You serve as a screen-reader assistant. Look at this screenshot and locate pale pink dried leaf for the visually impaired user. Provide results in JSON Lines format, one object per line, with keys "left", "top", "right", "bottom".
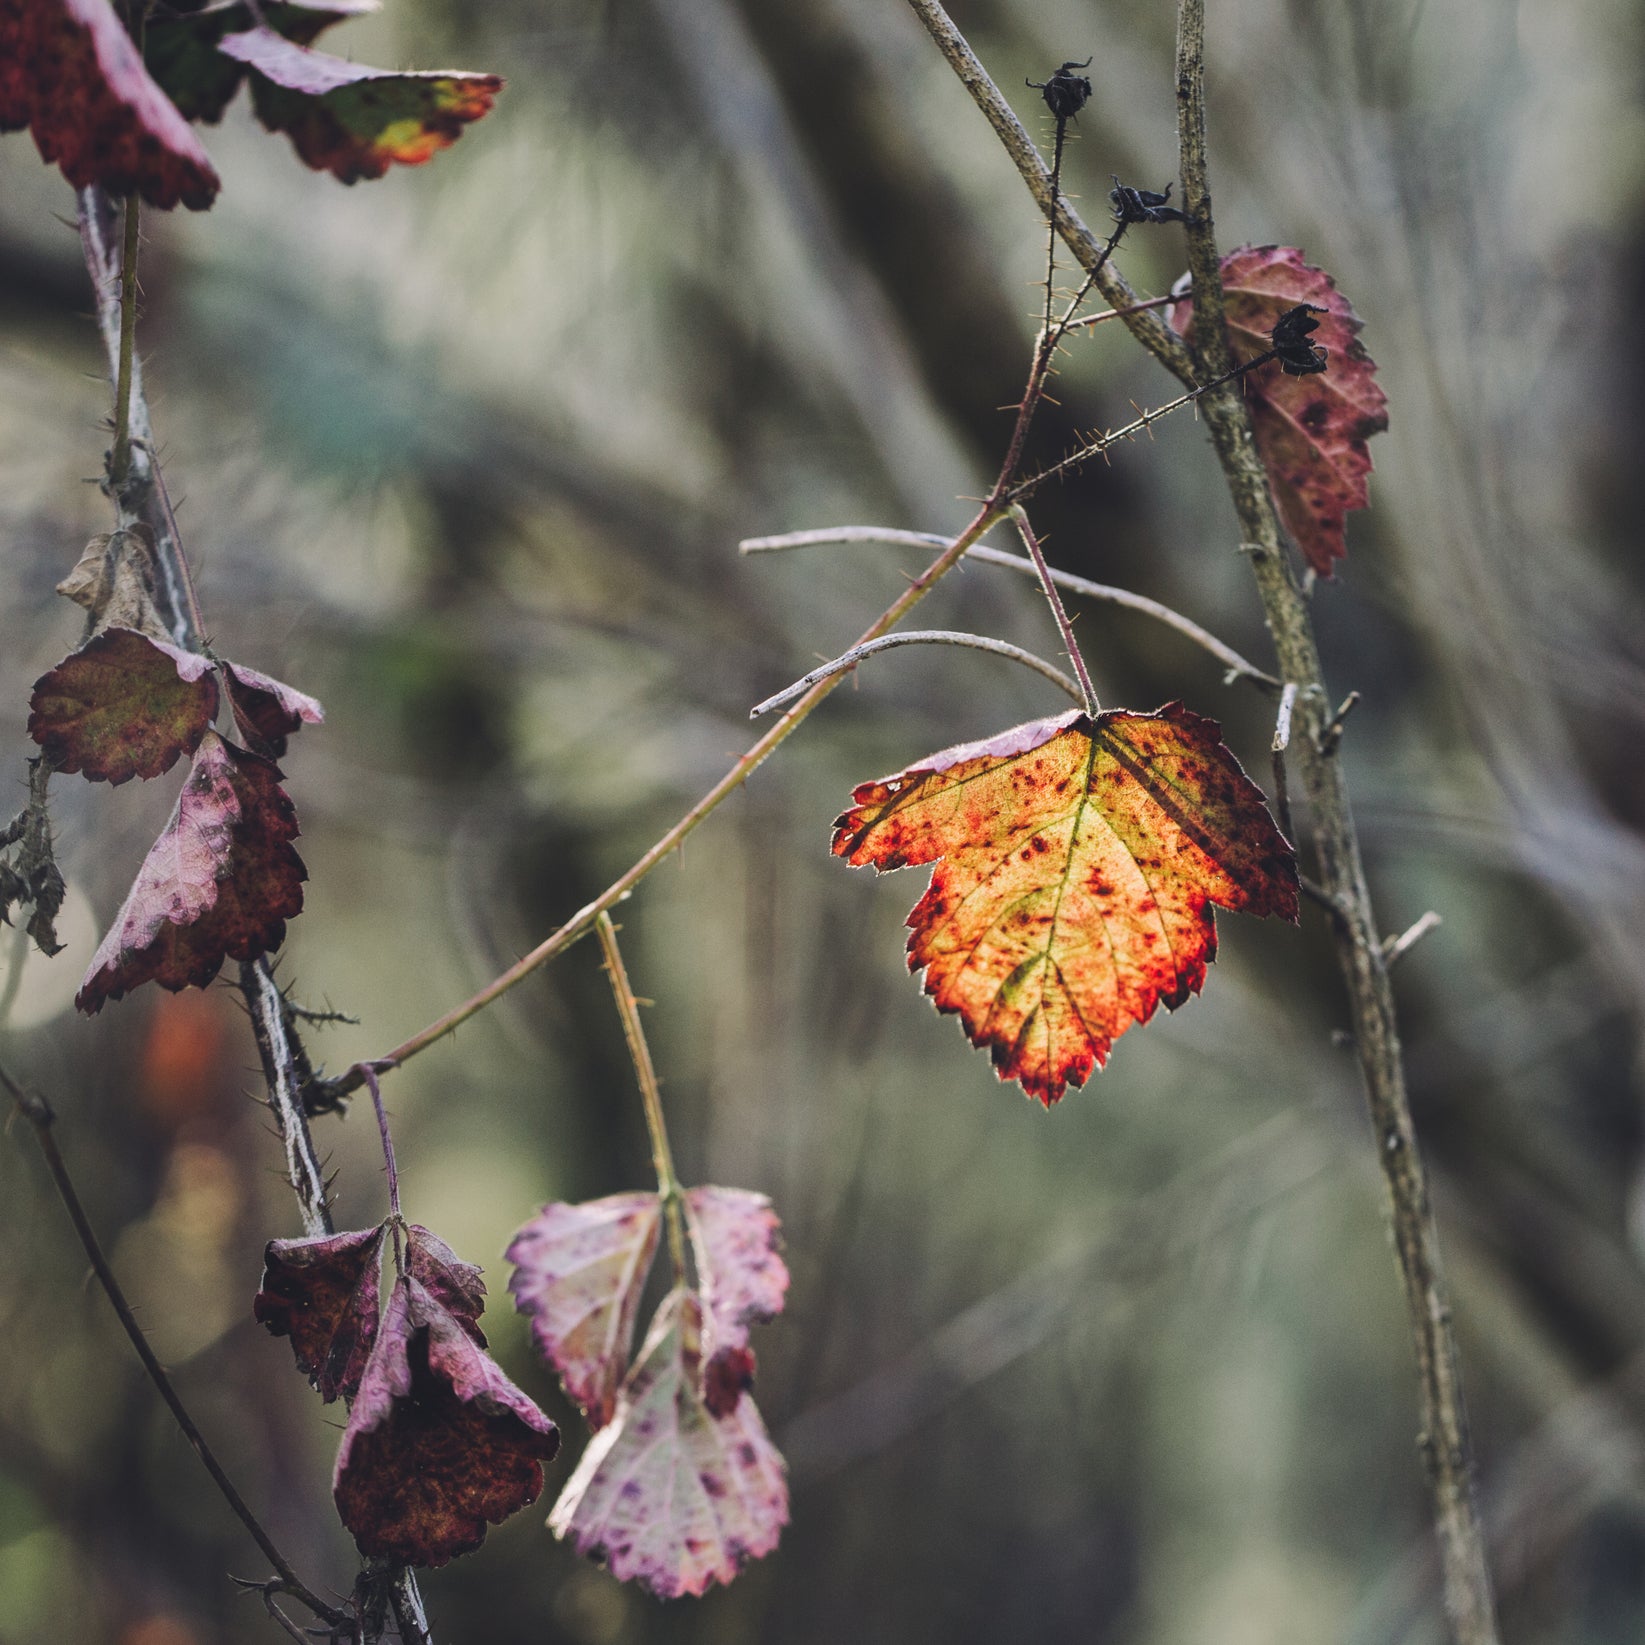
{"left": 548, "top": 1290, "right": 787, "bottom": 1599}
{"left": 683, "top": 1187, "right": 788, "bottom": 1416}
{"left": 507, "top": 1192, "right": 661, "bottom": 1429}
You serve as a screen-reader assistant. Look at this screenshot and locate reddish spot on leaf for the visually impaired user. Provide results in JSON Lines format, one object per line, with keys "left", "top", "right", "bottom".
{"left": 254, "top": 1224, "right": 386, "bottom": 1403}
{"left": 507, "top": 1193, "right": 663, "bottom": 1430}
{"left": 334, "top": 1275, "right": 559, "bottom": 1567}
{"left": 215, "top": 27, "right": 502, "bottom": 183}
{"left": 28, "top": 628, "right": 219, "bottom": 786}
{"left": 0, "top": 0, "right": 220, "bottom": 208}
{"left": 1170, "top": 245, "right": 1388, "bottom": 577}
{"left": 549, "top": 1289, "right": 787, "bottom": 1599}
{"left": 405, "top": 1223, "right": 487, "bottom": 1346}
{"left": 682, "top": 1187, "right": 789, "bottom": 1418}
{"left": 833, "top": 706, "right": 1298, "bottom": 1106}
{"left": 145, "top": 0, "right": 378, "bottom": 124}
{"left": 77, "top": 731, "right": 307, "bottom": 1013}
{"left": 221, "top": 660, "right": 322, "bottom": 757}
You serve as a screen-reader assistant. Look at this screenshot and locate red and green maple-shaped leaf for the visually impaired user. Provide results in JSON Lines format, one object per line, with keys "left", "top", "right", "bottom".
{"left": 405, "top": 1223, "right": 487, "bottom": 1345}
{"left": 1170, "top": 244, "right": 1388, "bottom": 577}
{"left": 145, "top": 0, "right": 377, "bottom": 123}
{"left": 682, "top": 1188, "right": 789, "bottom": 1418}
{"left": 507, "top": 1193, "right": 663, "bottom": 1430}
{"left": 833, "top": 705, "right": 1298, "bottom": 1106}
{"left": 28, "top": 628, "right": 219, "bottom": 785}
{"left": 220, "top": 661, "right": 323, "bottom": 757}
{"left": 215, "top": 27, "right": 502, "bottom": 183}
{"left": 334, "top": 1275, "right": 559, "bottom": 1568}
{"left": 549, "top": 1289, "right": 787, "bottom": 1600}
{"left": 254, "top": 1223, "right": 386, "bottom": 1403}
{"left": 77, "top": 730, "right": 307, "bottom": 1013}
{"left": 0, "top": 0, "right": 220, "bottom": 207}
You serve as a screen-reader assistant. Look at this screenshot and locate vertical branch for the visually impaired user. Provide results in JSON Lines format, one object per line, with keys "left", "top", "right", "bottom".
{"left": 596, "top": 913, "right": 689, "bottom": 1287}
{"left": 1171, "top": 8, "right": 1501, "bottom": 1644}
{"left": 73, "top": 184, "right": 432, "bottom": 1645}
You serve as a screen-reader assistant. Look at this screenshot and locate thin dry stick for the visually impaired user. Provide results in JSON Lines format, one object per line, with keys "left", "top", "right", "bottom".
{"left": 751, "top": 629, "right": 1082, "bottom": 719}
{"left": 1009, "top": 507, "right": 1099, "bottom": 713}
{"left": 75, "top": 184, "right": 428, "bottom": 1645}
{"left": 1063, "top": 292, "right": 1176, "bottom": 332}
{"left": 739, "top": 528, "right": 1278, "bottom": 689}
{"left": 595, "top": 914, "right": 688, "bottom": 1284}
{"left": 0, "top": 1061, "right": 350, "bottom": 1633}
{"left": 1178, "top": 8, "right": 1501, "bottom": 1641}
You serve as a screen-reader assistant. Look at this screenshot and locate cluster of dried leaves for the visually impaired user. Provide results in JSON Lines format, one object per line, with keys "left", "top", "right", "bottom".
{"left": 0, "top": 0, "right": 502, "bottom": 208}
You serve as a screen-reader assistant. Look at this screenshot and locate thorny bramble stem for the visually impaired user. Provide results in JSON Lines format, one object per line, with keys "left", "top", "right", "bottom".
{"left": 321, "top": 501, "right": 1009, "bottom": 1102}
{"left": 74, "top": 184, "right": 429, "bottom": 1645}
{"left": 1009, "top": 506, "right": 1099, "bottom": 714}
{"left": 0, "top": 1060, "right": 351, "bottom": 1634}
{"left": 109, "top": 195, "right": 139, "bottom": 490}
{"left": 596, "top": 914, "right": 688, "bottom": 1286}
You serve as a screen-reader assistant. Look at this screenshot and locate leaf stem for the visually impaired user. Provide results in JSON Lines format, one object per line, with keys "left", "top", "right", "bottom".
{"left": 751, "top": 629, "right": 1083, "bottom": 719}
{"left": 322, "top": 502, "right": 1008, "bottom": 1102}
{"left": 358, "top": 1063, "right": 402, "bottom": 1222}
{"left": 1009, "top": 506, "right": 1099, "bottom": 714}
{"left": 595, "top": 913, "right": 688, "bottom": 1286}
{"left": 0, "top": 1059, "right": 349, "bottom": 1632}
{"left": 1171, "top": 6, "right": 1500, "bottom": 1640}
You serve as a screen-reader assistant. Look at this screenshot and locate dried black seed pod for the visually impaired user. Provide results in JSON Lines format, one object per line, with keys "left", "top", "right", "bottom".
{"left": 1109, "top": 177, "right": 1189, "bottom": 226}
{"left": 1026, "top": 59, "right": 1093, "bottom": 122}
{"left": 1271, "top": 303, "right": 1329, "bottom": 375}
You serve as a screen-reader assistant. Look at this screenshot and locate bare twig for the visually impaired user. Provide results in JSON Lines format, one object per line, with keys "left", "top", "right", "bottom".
{"left": 0, "top": 1061, "right": 350, "bottom": 1634}
{"left": 750, "top": 629, "right": 1083, "bottom": 719}
{"left": 1063, "top": 292, "right": 1177, "bottom": 332}
{"left": 1169, "top": 7, "right": 1500, "bottom": 1640}
{"left": 1383, "top": 912, "right": 1443, "bottom": 970}
{"left": 1318, "top": 689, "right": 1362, "bottom": 755}
{"left": 739, "top": 530, "right": 1278, "bottom": 689}
{"left": 1009, "top": 506, "right": 1099, "bottom": 713}
{"left": 596, "top": 915, "right": 687, "bottom": 1286}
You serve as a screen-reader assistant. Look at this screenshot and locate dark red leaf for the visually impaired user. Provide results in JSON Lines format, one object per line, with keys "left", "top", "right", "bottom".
{"left": 682, "top": 1187, "right": 788, "bottom": 1417}
{"left": 77, "top": 731, "right": 307, "bottom": 1013}
{"left": 254, "top": 1224, "right": 386, "bottom": 1403}
{"left": 834, "top": 706, "right": 1298, "bottom": 1104}
{"left": 145, "top": 0, "right": 377, "bottom": 123}
{"left": 507, "top": 1193, "right": 662, "bottom": 1430}
{"left": 405, "top": 1223, "right": 486, "bottom": 1346}
{"left": 0, "top": 0, "right": 220, "bottom": 208}
{"left": 1169, "top": 245, "right": 1388, "bottom": 576}
{"left": 334, "top": 1276, "right": 559, "bottom": 1568}
{"left": 221, "top": 660, "right": 323, "bottom": 757}
{"left": 549, "top": 1289, "right": 787, "bottom": 1598}
{"left": 216, "top": 27, "right": 502, "bottom": 183}
{"left": 28, "top": 628, "right": 219, "bottom": 786}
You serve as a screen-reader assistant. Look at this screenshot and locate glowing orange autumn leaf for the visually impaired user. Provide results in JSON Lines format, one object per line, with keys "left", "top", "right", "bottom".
{"left": 833, "top": 705, "right": 1298, "bottom": 1105}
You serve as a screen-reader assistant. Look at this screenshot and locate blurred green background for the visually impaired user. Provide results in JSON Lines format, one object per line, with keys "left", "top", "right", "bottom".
{"left": 4, "top": 0, "right": 1645, "bottom": 1641}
